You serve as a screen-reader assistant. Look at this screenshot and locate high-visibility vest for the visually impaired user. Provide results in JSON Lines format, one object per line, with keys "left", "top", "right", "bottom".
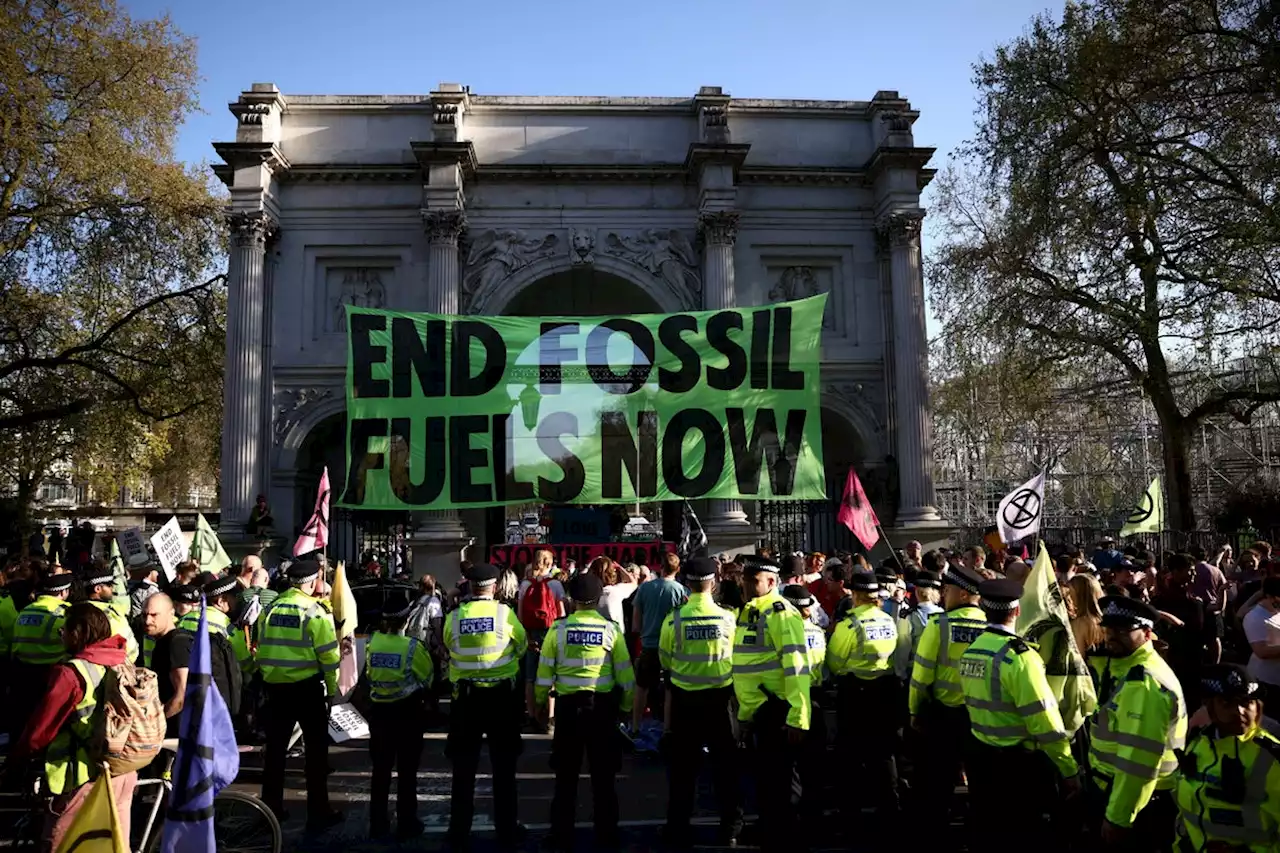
{"left": 444, "top": 598, "right": 526, "bottom": 684}
{"left": 91, "top": 599, "right": 138, "bottom": 664}
{"left": 731, "top": 590, "right": 811, "bottom": 730}
{"left": 177, "top": 608, "right": 231, "bottom": 638}
{"left": 229, "top": 627, "right": 256, "bottom": 676}
{"left": 257, "top": 588, "right": 341, "bottom": 694}
{"left": 0, "top": 593, "right": 18, "bottom": 659}
{"left": 803, "top": 622, "right": 827, "bottom": 688}
{"left": 659, "top": 592, "right": 735, "bottom": 691}
{"left": 908, "top": 604, "right": 986, "bottom": 713}
{"left": 826, "top": 602, "right": 897, "bottom": 680}
{"left": 12, "top": 596, "right": 69, "bottom": 665}
{"left": 1175, "top": 725, "right": 1280, "bottom": 850}
{"left": 364, "top": 632, "right": 433, "bottom": 702}
{"left": 141, "top": 634, "right": 156, "bottom": 668}
{"left": 1090, "top": 642, "right": 1187, "bottom": 828}
{"left": 535, "top": 611, "right": 636, "bottom": 712}
{"left": 959, "top": 627, "right": 1078, "bottom": 780}
{"left": 45, "top": 659, "right": 107, "bottom": 795}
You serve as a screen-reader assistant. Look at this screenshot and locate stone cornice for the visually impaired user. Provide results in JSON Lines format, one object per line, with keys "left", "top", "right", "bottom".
{"left": 211, "top": 142, "right": 290, "bottom": 188}
{"left": 684, "top": 143, "right": 750, "bottom": 177}
{"left": 409, "top": 140, "right": 478, "bottom": 178}
{"left": 279, "top": 94, "right": 898, "bottom": 118}
{"left": 866, "top": 146, "right": 937, "bottom": 189}
{"left": 273, "top": 161, "right": 875, "bottom": 187}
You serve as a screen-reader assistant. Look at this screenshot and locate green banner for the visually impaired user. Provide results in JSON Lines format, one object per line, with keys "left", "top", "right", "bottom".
{"left": 339, "top": 294, "right": 827, "bottom": 510}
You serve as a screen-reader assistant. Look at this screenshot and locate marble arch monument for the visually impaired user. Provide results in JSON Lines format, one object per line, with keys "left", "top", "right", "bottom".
{"left": 212, "top": 83, "right": 946, "bottom": 571}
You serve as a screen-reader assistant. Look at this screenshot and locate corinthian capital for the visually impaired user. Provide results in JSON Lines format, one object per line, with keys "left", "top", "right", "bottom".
{"left": 228, "top": 211, "right": 278, "bottom": 247}
{"left": 422, "top": 209, "right": 467, "bottom": 244}
{"left": 876, "top": 211, "right": 924, "bottom": 249}
{"left": 697, "top": 210, "right": 740, "bottom": 246}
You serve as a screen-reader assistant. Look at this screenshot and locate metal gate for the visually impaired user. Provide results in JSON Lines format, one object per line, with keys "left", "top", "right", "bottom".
{"left": 757, "top": 499, "right": 860, "bottom": 556}
{"left": 330, "top": 509, "right": 412, "bottom": 574}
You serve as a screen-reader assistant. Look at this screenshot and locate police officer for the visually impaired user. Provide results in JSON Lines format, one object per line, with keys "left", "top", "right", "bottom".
{"left": 1090, "top": 595, "right": 1187, "bottom": 850}
{"left": 908, "top": 563, "right": 986, "bottom": 837}
{"left": 444, "top": 562, "right": 527, "bottom": 851}
{"left": 364, "top": 600, "right": 433, "bottom": 841}
{"left": 536, "top": 572, "right": 636, "bottom": 851}
{"left": 781, "top": 583, "right": 828, "bottom": 828}
{"left": 733, "top": 560, "right": 810, "bottom": 853}
{"left": 1175, "top": 663, "right": 1280, "bottom": 850}
{"left": 169, "top": 575, "right": 242, "bottom": 723}
{"left": 257, "top": 559, "right": 342, "bottom": 833}
{"left": 659, "top": 557, "right": 740, "bottom": 848}
{"left": 959, "top": 579, "right": 1080, "bottom": 847}
{"left": 9, "top": 572, "right": 72, "bottom": 742}
{"left": 85, "top": 562, "right": 138, "bottom": 664}
{"left": 826, "top": 569, "right": 901, "bottom": 822}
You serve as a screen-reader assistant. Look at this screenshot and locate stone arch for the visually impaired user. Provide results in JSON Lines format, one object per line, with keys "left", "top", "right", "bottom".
{"left": 276, "top": 391, "right": 346, "bottom": 473}
{"left": 819, "top": 397, "right": 897, "bottom": 523}
{"left": 468, "top": 253, "right": 697, "bottom": 316}
{"left": 822, "top": 385, "right": 888, "bottom": 462}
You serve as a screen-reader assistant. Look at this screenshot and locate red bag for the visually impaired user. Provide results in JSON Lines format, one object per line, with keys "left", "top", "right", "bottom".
{"left": 520, "top": 578, "right": 558, "bottom": 631}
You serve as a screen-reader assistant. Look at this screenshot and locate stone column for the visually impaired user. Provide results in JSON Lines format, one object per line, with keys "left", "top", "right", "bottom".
{"left": 882, "top": 212, "right": 942, "bottom": 524}
{"left": 411, "top": 209, "right": 470, "bottom": 578}
{"left": 698, "top": 211, "right": 753, "bottom": 539}
{"left": 221, "top": 211, "right": 276, "bottom": 530}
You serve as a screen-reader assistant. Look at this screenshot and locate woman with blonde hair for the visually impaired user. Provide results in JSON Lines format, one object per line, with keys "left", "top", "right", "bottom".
{"left": 1065, "top": 573, "right": 1107, "bottom": 682}
{"left": 591, "top": 557, "right": 637, "bottom": 629}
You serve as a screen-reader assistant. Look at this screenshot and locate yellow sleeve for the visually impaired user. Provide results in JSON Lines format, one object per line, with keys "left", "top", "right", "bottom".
{"left": 659, "top": 613, "right": 675, "bottom": 672}
{"left": 507, "top": 608, "right": 528, "bottom": 659}
{"left": 613, "top": 629, "right": 635, "bottom": 712}
{"left": 826, "top": 619, "right": 854, "bottom": 677}
{"left": 1009, "top": 651, "right": 1077, "bottom": 779}
{"left": 909, "top": 618, "right": 941, "bottom": 716}
{"left": 309, "top": 610, "right": 341, "bottom": 695}
{"left": 411, "top": 641, "right": 434, "bottom": 687}
{"left": 772, "top": 610, "right": 811, "bottom": 731}
{"left": 1105, "top": 683, "right": 1173, "bottom": 827}
{"left": 534, "top": 627, "right": 557, "bottom": 706}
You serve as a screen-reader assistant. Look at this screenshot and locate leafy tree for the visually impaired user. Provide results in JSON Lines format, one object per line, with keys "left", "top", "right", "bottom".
{"left": 0, "top": 0, "right": 225, "bottom": 532}
{"left": 929, "top": 0, "right": 1280, "bottom": 531}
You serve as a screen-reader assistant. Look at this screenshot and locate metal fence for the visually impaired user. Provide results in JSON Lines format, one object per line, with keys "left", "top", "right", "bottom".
{"left": 329, "top": 509, "right": 412, "bottom": 573}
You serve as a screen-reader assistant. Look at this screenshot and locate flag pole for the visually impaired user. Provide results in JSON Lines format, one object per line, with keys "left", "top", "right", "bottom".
{"left": 875, "top": 521, "right": 908, "bottom": 574}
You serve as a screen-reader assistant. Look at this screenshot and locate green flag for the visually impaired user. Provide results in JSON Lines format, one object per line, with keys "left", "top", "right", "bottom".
{"left": 190, "top": 513, "right": 232, "bottom": 574}
{"left": 1016, "top": 543, "right": 1097, "bottom": 734}
{"left": 1120, "top": 477, "right": 1163, "bottom": 536}
{"left": 108, "top": 539, "right": 127, "bottom": 600}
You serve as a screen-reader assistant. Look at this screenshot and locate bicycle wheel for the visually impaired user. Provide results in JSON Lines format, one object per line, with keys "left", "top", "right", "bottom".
{"left": 212, "top": 790, "right": 282, "bottom": 853}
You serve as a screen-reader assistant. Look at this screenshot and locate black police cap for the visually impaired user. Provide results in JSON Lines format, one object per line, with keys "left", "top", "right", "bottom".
{"left": 467, "top": 563, "right": 501, "bottom": 586}
{"left": 942, "top": 564, "right": 984, "bottom": 595}
{"left": 288, "top": 560, "right": 321, "bottom": 584}
{"left": 682, "top": 557, "right": 718, "bottom": 581}
{"left": 170, "top": 584, "right": 201, "bottom": 604}
{"left": 914, "top": 571, "right": 942, "bottom": 589}
{"left": 848, "top": 571, "right": 879, "bottom": 592}
{"left": 979, "top": 578, "right": 1023, "bottom": 611}
{"left": 204, "top": 574, "right": 239, "bottom": 599}
{"left": 1201, "top": 664, "right": 1261, "bottom": 700}
{"left": 781, "top": 584, "right": 814, "bottom": 608}
{"left": 1098, "top": 595, "right": 1160, "bottom": 629}
{"left": 567, "top": 572, "right": 603, "bottom": 603}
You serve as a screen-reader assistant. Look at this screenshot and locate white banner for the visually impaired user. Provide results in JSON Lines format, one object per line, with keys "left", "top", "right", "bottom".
{"left": 149, "top": 517, "right": 188, "bottom": 582}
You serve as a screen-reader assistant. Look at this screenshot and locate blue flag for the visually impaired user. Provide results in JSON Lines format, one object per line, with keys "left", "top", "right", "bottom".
{"left": 161, "top": 598, "right": 240, "bottom": 853}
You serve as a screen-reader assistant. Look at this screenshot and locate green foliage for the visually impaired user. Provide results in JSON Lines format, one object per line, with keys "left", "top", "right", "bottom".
{"left": 929, "top": 0, "right": 1280, "bottom": 531}
{"left": 0, "top": 0, "right": 225, "bottom": 523}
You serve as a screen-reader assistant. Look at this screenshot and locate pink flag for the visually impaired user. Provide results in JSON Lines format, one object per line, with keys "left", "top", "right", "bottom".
{"left": 293, "top": 467, "right": 330, "bottom": 557}
{"left": 837, "top": 466, "right": 880, "bottom": 551}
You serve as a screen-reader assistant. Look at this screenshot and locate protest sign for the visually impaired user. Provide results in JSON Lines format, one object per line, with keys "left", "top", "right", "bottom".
{"left": 339, "top": 294, "right": 827, "bottom": 510}
{"left": 488, "top": 541, "right": 676, "bottom": 570}
{"left": 116, "top": 527, "right": 150, "bottom": 567}
{"left": 327, "top": 703, "right": 370, "bottom": 743}
{"left": 150, "top": 517, "right": 188, "bottom": 581}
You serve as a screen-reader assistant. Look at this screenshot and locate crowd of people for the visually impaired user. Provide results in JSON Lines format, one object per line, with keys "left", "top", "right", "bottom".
{"left": 0, "top": 530, "right": 1278, "bottom": 852}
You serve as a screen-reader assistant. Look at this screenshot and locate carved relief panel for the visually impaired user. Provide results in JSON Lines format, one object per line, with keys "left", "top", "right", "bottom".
{"left": 762, "top": 260, "right": 844, "bottom": 336}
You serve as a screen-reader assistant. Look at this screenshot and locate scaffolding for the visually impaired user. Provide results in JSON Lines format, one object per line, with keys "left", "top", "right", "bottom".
{"left": 933, "top": 358, "right": 1280, "bottom": 529}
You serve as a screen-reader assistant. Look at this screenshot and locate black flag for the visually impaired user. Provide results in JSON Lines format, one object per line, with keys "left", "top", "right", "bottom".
{"left": 680, "top": 500, "right": 708, "bottom": 559}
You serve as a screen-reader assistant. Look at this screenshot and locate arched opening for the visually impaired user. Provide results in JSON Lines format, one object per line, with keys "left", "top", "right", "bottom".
{"left": 472, "top": 268, "right": 677, "bottom": 555}
{"left": 295, "top": 413, "right": 411, "bottom": 570}
{"left": 757, "top": 407, "right": 888, "bottom": 558}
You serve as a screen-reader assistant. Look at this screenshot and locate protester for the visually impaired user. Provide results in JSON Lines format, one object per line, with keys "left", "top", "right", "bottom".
{"left": 630, "top": 551, "right": 686, "bottom": 735}
{"left": 1243, "top": 577, "right": 1280, "bottom": 701}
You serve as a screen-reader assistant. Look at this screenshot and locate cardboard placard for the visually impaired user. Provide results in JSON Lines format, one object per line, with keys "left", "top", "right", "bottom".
{"left": 149, "top": 517, "right": 188, "bottom": 582}
{"left": 328, "top": 703, "right": 370, "bottom": 743}
{"left": 117, "top": 527, "right": 150, "bottom": 567}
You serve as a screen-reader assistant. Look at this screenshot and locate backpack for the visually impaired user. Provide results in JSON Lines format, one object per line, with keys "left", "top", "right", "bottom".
{"left": 520, "top": 578, "right": 558, "bottom": 631}
{"left": 100, "top": 664, "right": 165, "bottom": 775}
